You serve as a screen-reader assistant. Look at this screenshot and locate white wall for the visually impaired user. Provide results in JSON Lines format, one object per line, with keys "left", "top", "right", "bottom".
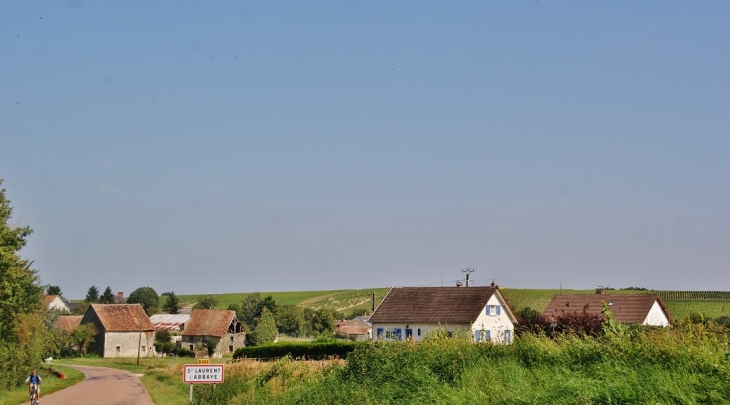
{"left": 642, "top": 300, "right": 670, "bottom": 327}
{"left": 48, "top": 297, "right": 69, "bottom": 312}
{"left": 371, "top": 322, "right": 471, "bottom": 342}
{"left": 472, "top": 293, "right": 515, "bottom": 344}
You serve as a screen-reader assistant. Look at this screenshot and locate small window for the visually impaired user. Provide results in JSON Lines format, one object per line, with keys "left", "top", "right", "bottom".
{"left": 486, "top": 330, "right": 491, "bottom": 341}
{"left": 116, "top": 346, "right": 121, "bottom": 354}
{"left": 417, "top": 328, "right": 421, "bottom": 336}
{"left": 229, "top": 345, "right": 234, "bottom": 353}
{"left": 189, "top": 344, "right": 194, "bottom": 350}
{"left": 141, "top": 346, "right": 145, "bottom": 352}
{"left": 230, "top": 336, "right": 235, "bottom": 342}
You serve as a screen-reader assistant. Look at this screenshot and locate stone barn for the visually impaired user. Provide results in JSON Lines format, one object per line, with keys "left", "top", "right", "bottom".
{"left": 81, "top": 304, "right": 156, "bottom": 357}
{"left": 181, "top": 309, "right": 245, "bottom": 358}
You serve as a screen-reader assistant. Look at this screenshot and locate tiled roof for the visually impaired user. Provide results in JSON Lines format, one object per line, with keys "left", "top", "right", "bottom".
{"left": 55, "top": 315, "right": 83, "bottom": 332}
{"left": 543, "top": 294, "right": 673, "bottom": 324}
{"left": 86, "top": 304, "right": 155, "bottom": 332}
{"left": 369, "top": 286, "right": 508, "bottom": 324}
{"left": 149, "top": 314, "right": 191, "bottom": 331}
{"left": 182, "top": 309, "right": 236, "bottom": 337}
{"left": 337, "top": 325, "right": 370, "bottom": 335}
{"left": 44, "top": 295, "right": 59, "bottom": 305}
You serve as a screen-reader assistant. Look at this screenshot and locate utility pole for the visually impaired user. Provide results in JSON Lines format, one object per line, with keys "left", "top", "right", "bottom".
{"left": 136, "top": 307, "right": 143, "bottom": 366}
{"left": 461, "top": 268, "right": 475, "bottom": 287}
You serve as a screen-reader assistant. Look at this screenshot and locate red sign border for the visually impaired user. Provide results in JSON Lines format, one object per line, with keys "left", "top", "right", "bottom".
{"left": 183, "top": 364, "right": 225, "bottom": 384}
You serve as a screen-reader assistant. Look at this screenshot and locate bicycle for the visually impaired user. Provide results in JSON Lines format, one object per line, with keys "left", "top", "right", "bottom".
{"left": 28, "top": 383, "right": 39, "bottom": 405}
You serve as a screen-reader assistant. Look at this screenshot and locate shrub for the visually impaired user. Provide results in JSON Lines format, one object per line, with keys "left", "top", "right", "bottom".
{"left": 249, "top": 307, "right": 278, "bottom": 346}
{"left": 234, "top": 341, "right": 360, "bottom": 360}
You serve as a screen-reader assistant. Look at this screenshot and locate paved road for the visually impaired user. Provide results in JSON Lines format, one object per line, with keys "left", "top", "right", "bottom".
{"left": 24, "top": 364, "right": 155, "bottom": 405}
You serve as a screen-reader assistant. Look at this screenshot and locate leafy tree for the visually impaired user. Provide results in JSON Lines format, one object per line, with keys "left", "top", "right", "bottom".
{"left": 70, "top": 324, "right": 96, "bottom": 355}
{"left": 350, "top": 307, "right": 370, "bottom": 318}
{"left": 305, "top": 308, "right": 342, "bottom": 336}
{"left": 255, "top": 295, "right": 278, "bottom": 318}
{"left": 249, "top": 307, "right": 278, "bottom": 346}
{"left": 99, "top": 286, "right": 115, "bottom": 304}
{"left": 0, "top": 181, "right": 45, "bottom": 388}
{"left": 202, "top": 337, "right": 219, "bottom": 357}
{"left": 227, "top": 303, "right": 241, "bottom": 319}
{"left": 154, "top": 329, "right": 175, "bottom": 353}
{"left": 240, "top": 292, "right": 261, "bottom": 329}
{"left": 85, "top": 285, "right": 100, "bottom": 303}
{"left": 163, "top": 291, "right": 180, "bottom": 314}
{"left": 277, "top": 305, "right": 305, "bottom": 336}
{"left": 127, "top": 287, "right": 160, "bottom": 316}
{"left": 194, "top": 296, "right": 218, "bottom": 309}
{"left": 71, "top": 301, "right": 90, "bottom": 316}
{"left": 46, "top": 285, "right": 62, "bottom": 297}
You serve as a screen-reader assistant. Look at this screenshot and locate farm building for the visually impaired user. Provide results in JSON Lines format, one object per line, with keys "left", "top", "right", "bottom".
{"left": 44, "top": 295, "right": 70, "bottom": 312}
{"left": 149, "top": 314, "right": 191, "bottom": 332}
{"left": 54, "top": 315, "right": 83, "bottom": 332}
{"left": 543, "top": 294, "right": 673, "bottom": 326}
{"left": 181, "top": 309, "right": 245, "bottom": 358}
{"left": 81, "top": 304, "right": 156, "bottom": 357}
{"left": 335, "top": 317, "right": 371, "bottom": 340}
{"left": 369, "top": 286, "right": 517, "bottom": 343}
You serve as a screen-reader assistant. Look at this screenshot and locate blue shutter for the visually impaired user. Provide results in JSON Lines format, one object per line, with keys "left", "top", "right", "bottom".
{"left": 376, "top": 328, "right": 383, "bottom": 338}
{"left": 394, "top": 328, "right": 402, "bottom": 340}
{"left": 486, "top": 305, "right": 491, "bottom": 315}
{"left": 496, "top": 305, "right": 501, "bottom": 315}
{"left": 486, "top": 330, "right": 491, "bottom": 341}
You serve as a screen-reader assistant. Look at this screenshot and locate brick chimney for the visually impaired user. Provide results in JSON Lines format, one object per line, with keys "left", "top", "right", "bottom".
{"left": 117, "top": 292, "right": 124, "bottom": 298}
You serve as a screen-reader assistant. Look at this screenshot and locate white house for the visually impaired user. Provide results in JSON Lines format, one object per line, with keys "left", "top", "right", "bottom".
{"left": 543, "top": 294, "right": 673, "bottom": 326}
{"left": 369, "top": 286, "right": 518, "bottom": 344}
{"left": 44, "top": 295, "right": 70, "bottom": 313}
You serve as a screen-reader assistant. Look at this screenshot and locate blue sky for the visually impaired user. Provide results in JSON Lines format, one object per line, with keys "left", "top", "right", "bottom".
{"left": 2, "top": 1, "right": 729, "bottom": 298}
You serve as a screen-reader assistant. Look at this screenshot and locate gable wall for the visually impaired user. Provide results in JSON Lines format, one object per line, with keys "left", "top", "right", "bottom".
{"left": 643, "top": 300, "right": 670, "bottom": 327}
{"left": 472, "top": 293, "right": 515, "bottom": 343}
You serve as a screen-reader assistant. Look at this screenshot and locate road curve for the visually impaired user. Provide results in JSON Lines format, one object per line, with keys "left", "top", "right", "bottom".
{"left": 25, "top": 364, "right": 155, "bottom": 405}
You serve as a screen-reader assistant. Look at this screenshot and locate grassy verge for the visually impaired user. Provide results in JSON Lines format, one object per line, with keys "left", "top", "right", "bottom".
{"left": 0, "top": 364, "right": 84, "bottom": 405}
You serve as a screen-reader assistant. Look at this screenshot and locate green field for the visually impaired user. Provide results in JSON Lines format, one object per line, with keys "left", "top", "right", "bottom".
{"left": 172, "top": 288, "right": 391, "bottom": 316}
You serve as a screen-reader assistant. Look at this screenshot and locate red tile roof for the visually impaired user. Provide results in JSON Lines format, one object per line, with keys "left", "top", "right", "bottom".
{"left": 44, "top": 295, "right": 59, "bottom": 305}
{"left": 543, "top": 294, "right": 673, "bottom": 324}
{"left": 182, "top": 309, "right": 236, "bottom": 337}
{"left": 55, "top": 315, "right": 83, "bottom": 332}
{"left": 369, "top": 286, "right": 514, "bottom": 324}
{"left": 86, "top": 304, "right": 155, "bottom": 332}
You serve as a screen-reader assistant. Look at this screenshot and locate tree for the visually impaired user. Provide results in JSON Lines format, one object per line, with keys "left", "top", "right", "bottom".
{"left": 162, "top": 291, "right": 180, "bottom": 314}
{"left": 277, "top": 305, "right": 305, "bottom": 336}
{"left": 194, "top": 296, "right": 218, "bottom": 310}
{"left": 255, "top": 295, "right": 278, "bottom": 319}
{"left": 85, "top": 285, "right": 99, "bottom": 303}
{"left": 70, "top": 324, "right": 96, "bottom": 355}
{"left": 127, "top": 287, "right": 160, "bottom": 316}
{"left": 240, "top": 292, "right": 261, "bottom": 329}
{"left": 154, "top": 330, "right": 175, "bottom": 354}
{"left": 0, "top": 180, "right": 45, "bottom": 388}
{"left": 46, "top": 285, "right": 62, "bottom": 297}
{"left": 249, "top": 307, "right": 278, "bottom": 346}
{"left": 99, "top": 286, "right": 115, "bottom": 304}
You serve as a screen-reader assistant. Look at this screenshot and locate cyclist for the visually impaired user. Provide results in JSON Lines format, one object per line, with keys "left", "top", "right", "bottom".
{"left": 24, "top": 369, "right": 42, "bottom": 403}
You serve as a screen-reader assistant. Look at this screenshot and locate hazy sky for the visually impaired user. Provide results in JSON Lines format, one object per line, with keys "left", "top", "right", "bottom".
{"left": 2, "top": 1, "right": 729, "bottom": 299}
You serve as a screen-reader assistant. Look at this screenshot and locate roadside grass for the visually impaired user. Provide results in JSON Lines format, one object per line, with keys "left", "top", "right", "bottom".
{"left": 0, "top": 364, "right": 84, "bottom": 405}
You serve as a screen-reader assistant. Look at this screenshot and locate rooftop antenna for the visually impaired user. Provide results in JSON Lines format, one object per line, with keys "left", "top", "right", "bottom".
{"left": 461, "top": 268, "right": 475, "bottom": 287}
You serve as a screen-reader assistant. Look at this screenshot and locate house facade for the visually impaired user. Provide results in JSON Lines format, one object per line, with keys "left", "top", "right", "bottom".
{"left": 81, "top": 304, "right": 156, "bottom": 357}
{"left": 543, "top": 294, "right": 673, "bottom": 326}
{"left": 181, "top": 309, "right": 245, "bottom": 357}
{"left": 369, "top": 286, "right": 518, "bottom": 344}
{"left": 44, "top": 295, "right": 70, "bottom": 313}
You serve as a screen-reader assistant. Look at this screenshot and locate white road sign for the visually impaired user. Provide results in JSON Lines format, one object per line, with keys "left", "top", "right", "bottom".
{"left": 183, "top": 364, "right": 224, "bottom": 384}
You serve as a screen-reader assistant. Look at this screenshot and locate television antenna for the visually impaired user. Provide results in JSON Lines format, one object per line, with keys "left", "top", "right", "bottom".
{"left": 461, "top": 268, "right": 475, "bottom": 287}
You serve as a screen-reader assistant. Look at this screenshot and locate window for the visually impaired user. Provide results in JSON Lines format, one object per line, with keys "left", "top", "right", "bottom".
{"left": 474, "top": 330, "right": 482, "bottom": 342}
{"left": 417, "top": 328, "right": 421, "bottom": 336}
{"left": 230, "top": 336, "right": 235, "bottom": 342}
{"left": 116, "top": 346, "right": 121, "bottom": 354}
{"left": 405, "top": 329, "right": 413, "bottom": 339}
{"left": 189, "top": 344, "right": 194, "bottom": 350}
{"left": 229, "top": 346, "right": 234, "bottom": 353}
{"left": 486, "top": 330, "right": 491, "bottom": 341}
{"left": 376, "top": 328, "right": 384, "bottom": 338}
{"left": 486, "top": 305, "right": 501, "bottom": 316}
{"left": 503, "top": 330, "right": 512, "bottom": 344}
{"left": 141, "top": 346, "right": 146, "bottom": 352}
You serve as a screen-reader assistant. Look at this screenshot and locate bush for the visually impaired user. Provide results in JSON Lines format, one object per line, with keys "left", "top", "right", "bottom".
{"left": 249, "top": 307, "right": 278, "bottom": 346}
{"left": 233, "top": 341, "right": 360, "bottom": 360}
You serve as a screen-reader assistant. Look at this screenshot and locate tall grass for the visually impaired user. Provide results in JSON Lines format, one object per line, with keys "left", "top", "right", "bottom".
{"left": 193, "top": 324, "right": 730, "bottom": 404}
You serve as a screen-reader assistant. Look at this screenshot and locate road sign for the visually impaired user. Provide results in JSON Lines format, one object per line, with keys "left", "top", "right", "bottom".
{"left": 198, "top": 359, "right": 209, "bottom": 365}
{"left": 183, "top": 364, "right": 224, "bottom": 384}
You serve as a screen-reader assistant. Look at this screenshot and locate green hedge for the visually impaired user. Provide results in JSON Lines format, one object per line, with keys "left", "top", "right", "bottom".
{"left": 234, "top": 341, "right": 361, "bottom": 360}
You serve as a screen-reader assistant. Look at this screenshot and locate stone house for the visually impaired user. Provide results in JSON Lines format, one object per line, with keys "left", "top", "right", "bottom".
{"left": 81, "top": 304, "right": 156, "bottom": 357}
{"left": 181, "top": 309, "right": 245, "bottom": 358}
{"left": 543, "top": 294, "right": 673, "bottom": 326}
{"left": 369, "top": 286, "right": 518, "bottom": 343}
